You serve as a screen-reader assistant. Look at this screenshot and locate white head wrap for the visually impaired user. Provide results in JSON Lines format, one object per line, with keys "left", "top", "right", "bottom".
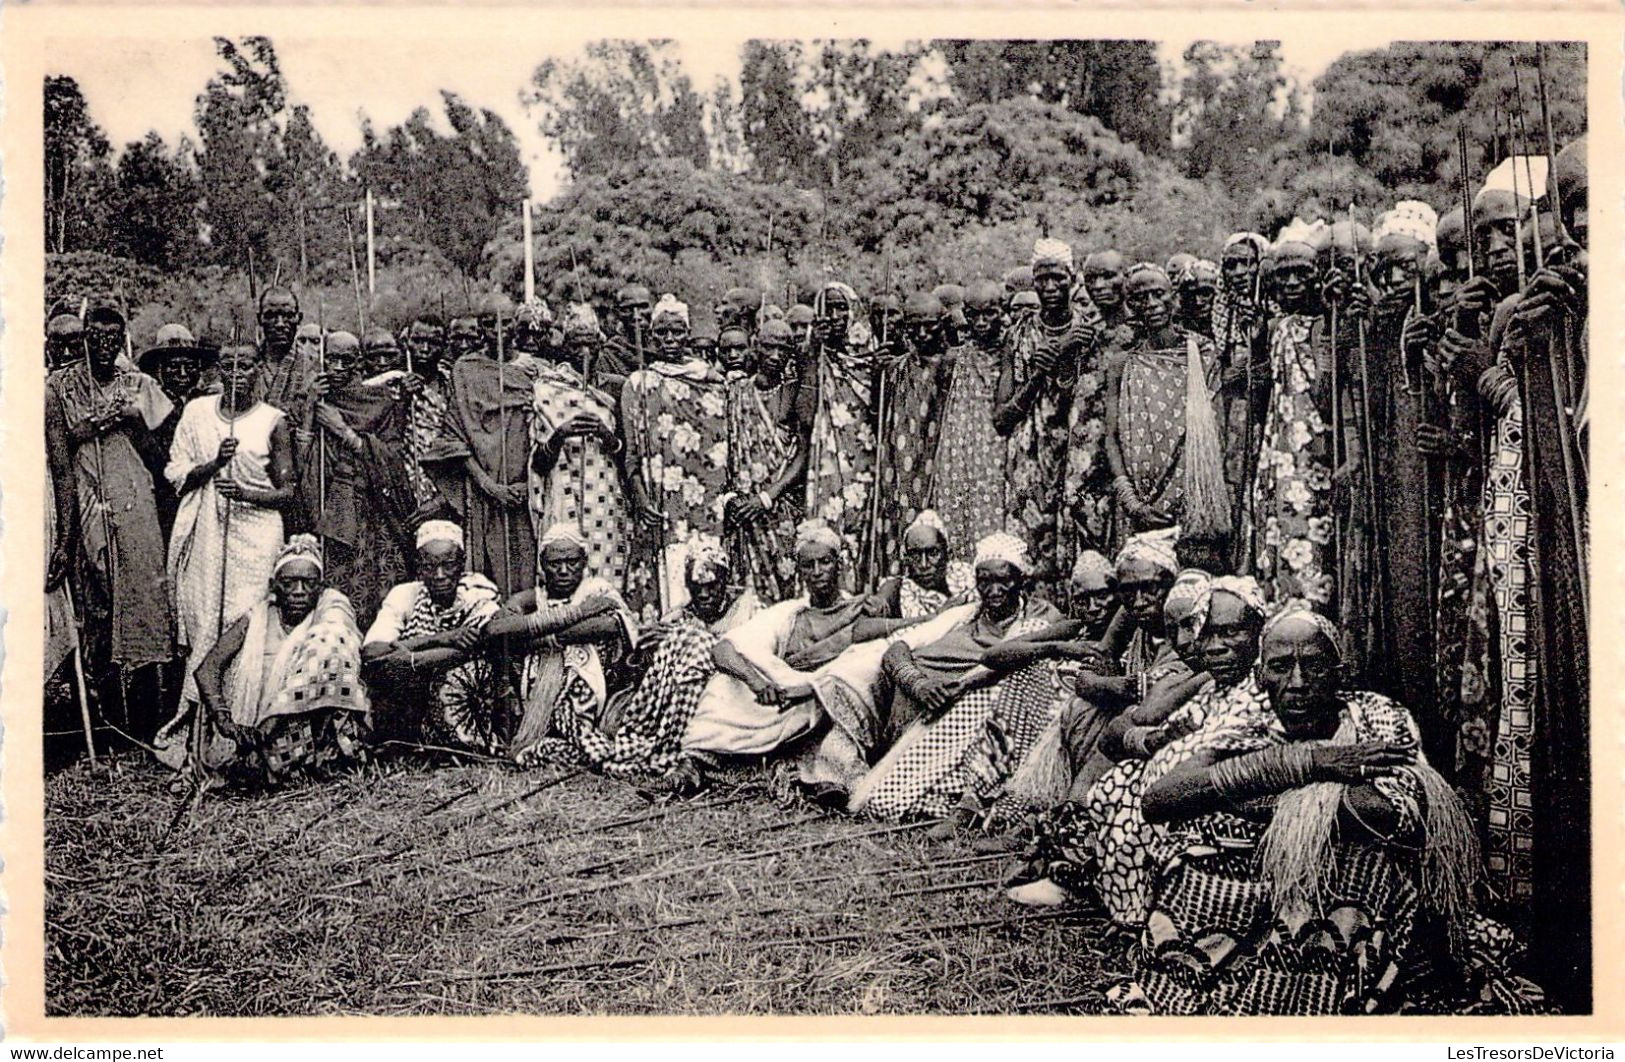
{"left": 904, "top": 509, "right": 947, "bottom": 540}
{"left": 685, "top": 533, "right": 731, "bottom": 585}
{"left": 1115, "top": 527, "right": 1180, "bottom": 577}
{"left": 1031, "top": 237, "right": 1075, "bottom": 270}
{"left": 1181, "top": 259, "right": 1220, "bottom": 285}
{"left": 539, "top": 522, "right": 589, "bottom": 552}
{"left": 1223, "top": 232, "right": 1270, "bottom": 255}
{"left": 794, "top": 519, "right": 844, "bottom": 554}
{"left": 652, "top": 293, "right": 690, "bottom": 327}
{"left": 973, "top": 532, "right": 1032, "bottom": 575}
{"left": 416, "top": 520, "right": 465, "bottom": 551}
{"left": 1070, "top": 550, "right": 1114, "bottom": 593}
{"left": 1271, "top": 217, "right": 1329, "bottom": 257}
{"left": 1176, "top": 571, "right": 1269, "bottom": 635}
{"left": 1262, "top": 606, "right": 1344, "bottom": 663}
{"left": 273, "top": 533, "right": 325, "bottom": 576}
{"left": 1373, "top": 199, "right": 1440, "bottom": 253}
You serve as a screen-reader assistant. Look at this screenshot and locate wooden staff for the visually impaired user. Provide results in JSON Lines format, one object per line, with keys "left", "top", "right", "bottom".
{"left": 1347, "top": 207, "right": 1385, "bottom": 623}
{"left": 317, "top": 296, "right": 328, "bottom": 527}
{"left": 1519, "top": 48, "right": 1589, "bottom": 621}
{"left": 344, "top": 204, "right": 367, "bottom": 332}
{"left": 496, "top": 304, "right": 512, "bottom": 597}
{"left": 569, "top": 246, "right": 590, "bottom": 517}
{"left": 631, "top": 314, "right": 667, "bottom": 605}
{"left": 522, "top": 200, "right": 535, "bottom": 305}
{"left": 62, "top": 583, "right": 98, "bottom": 767}
{"left": 365, "top": 188, "right": 377, "bottom": 298}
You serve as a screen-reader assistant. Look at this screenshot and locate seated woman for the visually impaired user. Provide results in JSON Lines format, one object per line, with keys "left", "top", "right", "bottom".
{"left": 850, "top": 510, "right": 975, "bottom": 643}
{"left": 186, "top": 534, "right": 369, "bottom": 787}
{"left": 361, "top": 521, "right": 508, "bottom": 755}
{"left": 1001, "top": 562, "right": 1212, "bottom": 820}
{"left": 681, "top": 520, "right": 870, "bottom": 763}
{"left": 570, "top": 537, "right": 761, "bottom": 785}
{"left": 847, "top": 533, "right": 1064, "bottom": 823}
{"left": 1122, "top": 608, "right": 1540, "bottom": 1015}
{"left": 987, "top": 533, "right": 1184, "bottom": 807}
{"left": 484, "top": 522, "right": 637, "bottom": 768}
{"left": 1009, "top": 573, "right": 1267, "bottom": 917}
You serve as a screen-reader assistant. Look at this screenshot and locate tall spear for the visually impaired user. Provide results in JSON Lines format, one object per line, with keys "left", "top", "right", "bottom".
{"left": 344, "top": 203, "right": 367, "bottom": 332}
{"left": 1510, "top": 54, "right": 1545, "bottom": 271}
{"left": 569, "top": 245, "right": 590, "bottom": 516}
{"left": 632, "top": 313, "right": 666, "bottom": 604}
{"left": 365, "top": 187, "right": 377, "bottom": 300}
{"left": 522, "top": 201, "right": 536, "bottom": 305}
{"left": 1347, "top": 205, "right": 1385, "bottom": 625}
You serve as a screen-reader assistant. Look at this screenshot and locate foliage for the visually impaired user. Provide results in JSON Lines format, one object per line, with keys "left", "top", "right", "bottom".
{"left": 352, "top": 92, "right": 529, "bottom": 279}
{"left": 1174, "top": 41, "right": 1304, "bottom": 196}
{"left": 935, "top": 40, "right": 1171, "bottom": 156}
{"left": 44, "top": 75, "right": 115, "bottom": 254}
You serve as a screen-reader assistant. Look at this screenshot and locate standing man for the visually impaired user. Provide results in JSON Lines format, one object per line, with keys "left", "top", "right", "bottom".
{"left": 599, "top": 283, "right": 653, "bottom": 389}
{"left": 873, "top": 292, "right": 953, "bottom": 578}
{"left": 931, "top": 280, "right": 1009, "bottom": 561}
{"left": 47, "top": 313, "right": 85, "bottom": 373}
{"left": 996, "top": 238, "right": 1099, "bottom": 601}
{"left": 138, "top": 330, "right": 218, "bottom": 543}
{"left": 45, "top": 304, "right": 176, "bottom": 738}
{"left": 424, "top": 312, "right": 538, "bottom": 598}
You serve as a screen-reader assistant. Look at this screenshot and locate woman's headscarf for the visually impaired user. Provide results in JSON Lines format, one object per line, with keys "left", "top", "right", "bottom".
{"left": 685, "top": 533, "right": 731, "bottom": 586}
{"left": 1115, "top": 527, "right": 1180, "bottom": 577}
{"left": 652, "top": 294, "right": 690, "bottom": 328}
{"left": 973, "top": 531, "right": 1032, "bottom": 574}
{"left": 416, "top": 520, "right": 465, "bottom": 551}
{"left": 273, "top": 533, "right": 325, "bottom": 576}
{"left": 1176, "top": 570, "right": 1268, "bottom": 634}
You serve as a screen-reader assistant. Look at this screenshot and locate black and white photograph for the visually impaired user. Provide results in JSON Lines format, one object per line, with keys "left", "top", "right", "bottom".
{"left": 17, "top": 11, "right": 1598, "bottom": 1026}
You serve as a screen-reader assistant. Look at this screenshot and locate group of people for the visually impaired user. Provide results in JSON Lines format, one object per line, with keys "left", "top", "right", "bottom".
{"left": 43, "top": 131, "right": 1588, "bottom": 1015}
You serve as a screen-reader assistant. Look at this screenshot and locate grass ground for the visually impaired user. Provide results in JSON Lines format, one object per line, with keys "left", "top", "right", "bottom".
{"left": 45, "top": 752, "right": 1121, "bottom": 1016}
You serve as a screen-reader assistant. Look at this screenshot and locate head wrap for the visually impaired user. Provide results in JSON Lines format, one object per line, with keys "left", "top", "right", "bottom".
{"left": 1173, "top": 571, "right": 1269, "bottom": 635}
{"left": 1031, "top": 237, "right": 1075, "bottom": 270}
{"left": 1271, "top": 217, "right": 1330, "bottom": 259}
{"left": 1124, "top": 262, "right": 1171, "bottom": 288}
{"left": 1223, "top": 232, "right": 1270, "bottom": 256}
{"left": 1070, "top": 550, "right": 1114, "bottom": 593}
{"left": 273, "top": 533, "right": 325, "bottom": 576}
{"left": 515, "top": 298, "right": 553, "bottom": 328}
{"left": 819, "top": 281, "right": 860, "bottom": 313}
{"left": 1180, "top": 259, "right": 1220, "bottom": 285}
{"left": 1115, "top": 527, "right": 1180, "bottom": 577}
{"left": 416, "top": 520, "right": 465, "bottom": 551}
{"left": 794, "top": 518, "right": 843, "bottom": 554}
{"left": 973, "top": 532, "right": 1032, "bottom": 575}
{"left": 539, "top": 522, "right": 589, "bottom": 553}
{"left": 684, "top": 533, "right": 731, "bottom": 586}
{"left": 905, "top": 509, "right": 947, "bottom": 541}
{"left": 562, "top": 302, "right": 602, "bottom": 340}
{"left": 651, "top": 294, "right": 689, "bottom": 327}
{"left": 1262, "top": 605, "right": 1344, "bottom": 662}
{"left": 1163, "top": 570, "right": 1210, "bottom": 627}
{"left": 1373, "top": 199, "right": 1439, "bottom": 254}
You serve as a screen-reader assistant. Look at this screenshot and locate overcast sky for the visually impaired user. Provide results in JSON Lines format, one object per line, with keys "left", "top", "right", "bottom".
{"left": 51, "top": 35, "right": 1401, "bottom": 202}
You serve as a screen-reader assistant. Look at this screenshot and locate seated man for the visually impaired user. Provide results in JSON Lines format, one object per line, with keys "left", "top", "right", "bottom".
{"left": 565, "top": 536, "right": 760, "bottom": 784}
{"left": 361, "top": 520, "right": 508, "bottom": 755}
{"left": 681, "top": 520, "right": 868, "bottom": 763}
{"left": 484, "top": 522, "right": 636, "bottom": 768}
{"left": 186, "top": 534, "right": 369, "bottom": 787}
{"left": 1008, "top": 572, "right": 1266, "bottom": 916}
{"left": 847, "top": 533, "right": 1063, "bottom": 823}
{"left": 1121, "top": 608, "right": 1540, "bottom": 1015}
{"left": 850, "top": 509, "right": 975, "bottom": 643}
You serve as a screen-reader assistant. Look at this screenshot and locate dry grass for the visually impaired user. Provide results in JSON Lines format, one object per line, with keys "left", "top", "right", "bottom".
{"left": 45, "top": 753, "right": 1119, "bottom": 1017}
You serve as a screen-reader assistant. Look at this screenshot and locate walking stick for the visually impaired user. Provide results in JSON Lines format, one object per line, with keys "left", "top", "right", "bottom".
{"left": 632, "top": 315, "right": 667, "bottom": 607}
{"left": 1348, "top": 208, "right": 1386, "bottom": 628}
{"left": 496, "top": 304, "right": 513, "bottom": 597}
{"left": 1516, "top": 49, "right": 1588, "bottom": 622}
{"left": 60, "top": 534, "right": 98, "bottom": 766}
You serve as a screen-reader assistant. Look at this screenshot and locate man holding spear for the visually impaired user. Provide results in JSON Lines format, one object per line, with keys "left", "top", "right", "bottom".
{"left": 45, "top": 304, "right": 176, "bottom": 740}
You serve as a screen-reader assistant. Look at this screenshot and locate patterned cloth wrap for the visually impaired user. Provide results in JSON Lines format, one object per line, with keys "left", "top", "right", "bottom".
{"left": 396, "top": 573, "right": 506, "bottom": 753}
{"left": 1110, "top": 690, "right": 1544, "bottom": 1016}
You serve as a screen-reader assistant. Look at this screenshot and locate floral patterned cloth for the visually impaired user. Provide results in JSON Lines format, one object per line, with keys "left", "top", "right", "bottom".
{"left": 405, "top": 366, "right": 452, "bottom": 510}
{"left": 873, "top": 350, "right": 951, "bottom": 579}
{"left": 805, "top": 343, "right": 877, "bottom": 589}
{"left": 620, "top": 360, "right": 731, "bottom": 620}
{"left": 724, "top": 376, "right": 802, "bottom": 604}
{"left": 1252, "top": 314, "right": 1335, "bottom": 608}
{"left": 1115, "top": 333, "right": 1219, "bottom": 536}
{"left": 932, "top": 342, "right": 1008, "bottom": 563}
{"left": 1003, "top": 308, "right": 1100, "bottom": 599}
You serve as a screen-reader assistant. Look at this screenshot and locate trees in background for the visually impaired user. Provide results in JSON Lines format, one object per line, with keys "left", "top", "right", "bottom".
{"left": 48, "top": 37, "right": 1589, "bottom": 333}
